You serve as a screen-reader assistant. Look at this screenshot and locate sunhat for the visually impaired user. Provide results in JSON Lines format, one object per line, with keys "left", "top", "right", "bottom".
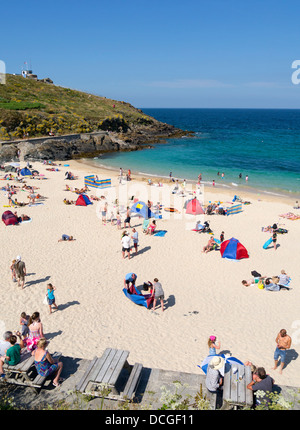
{"left": 209, "top": 335, "right": 216, "bottom": 341}
{"left": 16, "top": 255, "right": 21, "bottom": 262}
{"left": 209, "top": 356, "right": 224, "bottom": 370}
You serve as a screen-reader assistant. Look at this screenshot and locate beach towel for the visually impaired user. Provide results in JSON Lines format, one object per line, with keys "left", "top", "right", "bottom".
{"left": 28, "top": 203, "right": 44, "bottom": 207}
{"left": 154, "top": 230, "right": 167, "bottom": 237}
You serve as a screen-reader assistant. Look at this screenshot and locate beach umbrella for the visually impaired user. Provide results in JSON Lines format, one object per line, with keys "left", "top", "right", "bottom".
{"left": 198, "top": 354, "right": 244, "bottom": 376}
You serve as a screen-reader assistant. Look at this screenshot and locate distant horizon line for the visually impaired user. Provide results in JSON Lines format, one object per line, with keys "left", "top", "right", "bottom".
{"left": 139, "top": 107, "right": 300, "bottom": 110}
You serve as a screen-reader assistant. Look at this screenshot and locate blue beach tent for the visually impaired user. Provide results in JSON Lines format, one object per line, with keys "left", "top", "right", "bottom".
{"left": 20, "top": 167, "right": 32, "bottom": 176}
{"left": 75, "top": 194, "right": 92, "bottom": 206}
{"left": 122, "top": 285, "right": 154, "bottom": 309}
{"left": 130, "top": 201, "right": 155, "bottom": 219}
{"left": 220, "top": 237, "right": 249, "bottom": 260}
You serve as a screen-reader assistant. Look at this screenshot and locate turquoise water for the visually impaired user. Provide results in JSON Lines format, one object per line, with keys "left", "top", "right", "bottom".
{"left": 91, "top": 109, "right": 300, "bottom": 197}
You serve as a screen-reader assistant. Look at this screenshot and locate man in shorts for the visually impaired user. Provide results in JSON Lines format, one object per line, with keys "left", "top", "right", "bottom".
{"left": 152, "top": 278, "right": 165, "bottom": 312}
{"left": 14, "top": 256, "right": 26, "bottom": 289}
{"left": 124, "top": 273, "right": 137, "bottom": 293}
{"left": 273, "top": 329, "right": 291, "bottom": 374}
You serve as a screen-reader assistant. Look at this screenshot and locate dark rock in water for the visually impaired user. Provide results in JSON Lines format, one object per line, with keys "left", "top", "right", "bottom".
{"left": 0, "top": 124, "right": 191, "bottom": 162}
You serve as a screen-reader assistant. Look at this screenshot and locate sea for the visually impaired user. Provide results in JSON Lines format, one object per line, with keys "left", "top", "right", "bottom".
{"left": 88, "top": 108, "right": 300, "bottom": 198}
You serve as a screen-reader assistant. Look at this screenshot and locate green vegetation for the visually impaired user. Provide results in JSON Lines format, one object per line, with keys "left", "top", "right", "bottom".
{"left": 0, "top": 74, "right": 155, "bottom": 140}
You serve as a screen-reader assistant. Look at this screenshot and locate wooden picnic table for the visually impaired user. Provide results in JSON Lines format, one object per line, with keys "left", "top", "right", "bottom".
{"left": 3, "top": 349, "right": 62, "bottom": 392}
{"left": 222, "top": 362, "right": 253, "bottom": 409}
{"left": 76, "top": 348, "right": 142, "bottom": 401}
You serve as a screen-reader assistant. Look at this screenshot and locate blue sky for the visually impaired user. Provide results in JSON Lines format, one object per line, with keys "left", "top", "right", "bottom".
{"left": 2, "top": 0, "right": 300, "bottom": 108}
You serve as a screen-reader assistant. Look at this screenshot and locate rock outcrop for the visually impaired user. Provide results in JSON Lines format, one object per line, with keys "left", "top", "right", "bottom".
{"left": 0, "top": 123, "right": 190, "bottom": 162}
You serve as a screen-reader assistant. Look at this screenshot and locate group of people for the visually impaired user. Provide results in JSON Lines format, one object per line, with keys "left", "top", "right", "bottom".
{"left": 242, "top": 269, "right": 291, "bottom": 291}
{"left": 0, "top": 311, "right": 63, "bottom": 387}
{"left": 124, "top": 273, "right": 165, "bottom": 312}
{"left": 205, "top": 329, "right": 292, "bottom": 407}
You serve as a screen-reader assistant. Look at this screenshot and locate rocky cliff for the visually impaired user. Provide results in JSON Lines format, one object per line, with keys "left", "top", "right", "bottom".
{"left": 0, "top": 121, "right": 189, "bottom": 162}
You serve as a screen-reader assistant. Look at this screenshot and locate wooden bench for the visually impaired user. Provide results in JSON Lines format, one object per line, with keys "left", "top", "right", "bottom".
{"left": 3, "top": 350, "right": 62, "bottom": 393}
{"left": 121, "top": 362, "right": 143, "bottom": 401}
{"left": 76, "top": 348, "right": 142, "bottom": 401}
{"left": 222, "top": 363, "right": 253, "bottom": 409}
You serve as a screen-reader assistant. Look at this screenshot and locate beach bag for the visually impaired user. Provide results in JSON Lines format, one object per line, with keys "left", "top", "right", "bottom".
{"left": 143, "top": 281, "right": 153, "bottom": 292}
{"left": 43, "top": 294, "right": 49, "bottom": 305}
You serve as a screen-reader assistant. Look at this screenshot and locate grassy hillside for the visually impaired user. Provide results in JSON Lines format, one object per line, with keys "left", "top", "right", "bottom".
{"left": 0, "top": 74, "right": 156, "bottom": 140}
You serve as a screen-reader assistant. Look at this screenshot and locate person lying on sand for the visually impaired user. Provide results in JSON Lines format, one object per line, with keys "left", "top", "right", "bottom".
{"left": 63, "top": 198, "right": 75, "bottom": 205}
{"left": 13, "top": 199, "right": 28, "bottom": 207}
{"left": 58, "top": 234, "right": 75, "bottom": 242}
{"left": 13, "top": 212, "right": 31, "bottom": 222}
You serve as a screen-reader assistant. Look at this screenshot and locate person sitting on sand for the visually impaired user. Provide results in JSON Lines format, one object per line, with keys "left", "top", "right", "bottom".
{"left": 264, "top": 277, "right": 290, "bottom": 291}
{"left": 58, "top": 234, "right": 75, "bottom": 242}
{"left": 278, "top": 269, "right": 290, "bottom": 288}
{"left": 202, "top": 236, "right": 215, "bottom": 253}
{"left": 146, "top": 219, "right": 156, "bottom": 235}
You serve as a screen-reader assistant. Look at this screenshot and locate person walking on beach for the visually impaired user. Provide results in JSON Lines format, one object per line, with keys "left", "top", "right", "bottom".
{"left": 220, "top": 231, "right": 224, "bottom": 243}
{"left": 116, "top": 211, "right": 122, "bottom": 230}
{"left": 131, "top": 228, "right": 139, "bottom": 254}
{"left": 208, "top": 335, "right": 221, "bottom": 355}
{"left": 272, "top": 224, "right": 278, "bottom": 251}
{"left": 152, "top": 278, "right": 165, "bottom": 312}
{"left": 100, "top": 197, "right": 107, "bottom": 225}
{"left": 10, "top": 259, "right": 17, "bottom": 282}
{"left": 272, "top": 329, "right": 291, "bottom": 374}
{"left": 14, "top": 256, "right": 26, "bottom": 289}
{"left": 124, "top": 207, "right": 131, "bottom": 229}
{"left": 47, "top": 283, "right": 58, "bottom": 315}
{"left": 20, "top": 312, "right": 29, "bottom": 338}
{"left": 121, "top": 231, "right": 131, "bottom": 259}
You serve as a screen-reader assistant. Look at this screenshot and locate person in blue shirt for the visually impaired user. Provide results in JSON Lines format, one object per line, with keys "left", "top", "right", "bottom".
{"left": 47, "top": 283, "right": 58, "bottom": 314}
{"left": 124, "top": 273, "right": 137, "bottom": 293}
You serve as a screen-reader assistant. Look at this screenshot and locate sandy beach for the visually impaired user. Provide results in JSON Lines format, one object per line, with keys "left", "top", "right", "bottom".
{"left": 0, "top": 158, "right": 299, "bottom": 391}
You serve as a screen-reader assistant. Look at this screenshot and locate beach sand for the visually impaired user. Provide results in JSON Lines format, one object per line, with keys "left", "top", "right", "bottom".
{"left": 0, "top": 159, "right": 299, "bottom": 390}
